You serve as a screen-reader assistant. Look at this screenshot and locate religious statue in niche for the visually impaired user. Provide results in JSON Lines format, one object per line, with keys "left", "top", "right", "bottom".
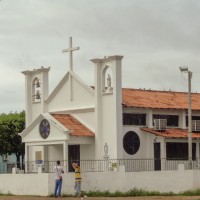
{"left": 107, "top": 74, "right": 111, "bottom": 88}
{"left": 106, "top": 74, "right": 113, "bottom": 93}
{"left": 103, "top": 143, "right": 109, "bottom": 171}
{"left": 104, "top": 142, "right": 109, "bottom": 157}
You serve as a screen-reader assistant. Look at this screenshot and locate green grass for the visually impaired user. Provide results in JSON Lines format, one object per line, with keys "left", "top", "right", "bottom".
{"left": 81, "top": 188, "right": 200, "bottom": 197}
{"left": 81, "top": 188, "right": 174, "bottom": 197}
{"left": 2, "top": 188, "right": 200, "bottom": 198}
{"left": 0, "top": 192, "right": 14, "bottom": 196}
{"left": 179, "top": 188, "right": 200, "bottom": 196}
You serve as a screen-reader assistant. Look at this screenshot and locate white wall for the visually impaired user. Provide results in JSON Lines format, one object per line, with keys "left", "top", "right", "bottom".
{"left": 1, "top": 169, "right": 200, "bottom": 196}
{"left": 101, "top": 94, "right": 118, "bottom": 159}
{"left": 80, "top": 144, "right": 95, "bottom": 159}
{"left": 82, "top": 170, "right": 194, "bottom": 194}
{"left": 47, "top": 77, "right": 94, "bottom": 111}
{"left": 48, "top": 145, "right": 63, "bottom": 161}
{"left": 0, "top": 174, "right": 49, "bottom": 196}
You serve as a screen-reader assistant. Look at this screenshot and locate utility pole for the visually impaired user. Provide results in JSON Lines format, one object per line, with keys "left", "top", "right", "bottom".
{"left": 179, "top": 67, "right": 192, "bottom": 169}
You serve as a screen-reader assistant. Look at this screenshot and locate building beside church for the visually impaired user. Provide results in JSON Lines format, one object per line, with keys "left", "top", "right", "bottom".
{"left": 19, "top": 38, "right": 200, "bottom": 173}
{"left": 0, "top": 154, "right": 16, "bottom": 173}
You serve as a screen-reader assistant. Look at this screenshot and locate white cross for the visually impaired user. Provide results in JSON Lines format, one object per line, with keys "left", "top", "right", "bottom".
{"left": 62, "top": 37, "right": 80, "bottom": 71}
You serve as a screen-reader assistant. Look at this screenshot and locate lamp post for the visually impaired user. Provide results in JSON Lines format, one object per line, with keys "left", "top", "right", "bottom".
{"left": 179, "top": 67, "right": 192, "bottom": 169}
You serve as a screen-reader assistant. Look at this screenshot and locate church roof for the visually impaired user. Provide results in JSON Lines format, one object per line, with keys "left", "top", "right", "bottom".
{"left": 141, "top": 127, "right": 200, "bottom": 139}
{"left": 122, "top": 88, "right": 200, "bottom": 110}
{"left": 51, "top": 114, "right": 95, "bottom": 137}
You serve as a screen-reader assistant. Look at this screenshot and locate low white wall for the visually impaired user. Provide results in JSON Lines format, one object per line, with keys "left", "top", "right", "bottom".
{"left": 82, "top": 171, "right": 193, "bottom": 194}
{"left": 0, "top": 174, "right": 49, "bottom": 196}
{"left": 0, "top": 169, "right": 200, "bottom": 196}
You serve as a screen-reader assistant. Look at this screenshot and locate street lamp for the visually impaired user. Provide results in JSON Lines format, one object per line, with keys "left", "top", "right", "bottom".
{"left": 179, "top": 66, "right": 192, "bottom": 169}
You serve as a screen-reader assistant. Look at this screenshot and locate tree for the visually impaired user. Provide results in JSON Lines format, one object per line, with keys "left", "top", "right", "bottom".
{"left": 0, "top": 111, "right": 25, "bottom": 168}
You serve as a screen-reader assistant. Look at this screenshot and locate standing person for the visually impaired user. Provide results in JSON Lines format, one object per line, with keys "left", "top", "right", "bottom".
{"left": 72, "top": 161, "right": 82, "bottom": 197}
{"left": 54, "top": 160, "right": 64, "bottom": 198}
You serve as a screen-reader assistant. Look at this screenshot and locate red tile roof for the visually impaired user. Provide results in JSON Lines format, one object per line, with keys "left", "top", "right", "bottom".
{"left": 141, "top": 127, "right": 200, "bottom": 139}
{"left": 51, "top": 114, "right": 95, "bottom": 137}
{"left": 122, "top": 88, "right": 200, "bottom": 110}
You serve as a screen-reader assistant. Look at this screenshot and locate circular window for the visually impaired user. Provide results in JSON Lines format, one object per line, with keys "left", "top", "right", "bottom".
{"left": 39, "top": 119, "right": 50, "bottom": 139}
{"left": 123, "top": 131, "right": 140, "bottom": 155}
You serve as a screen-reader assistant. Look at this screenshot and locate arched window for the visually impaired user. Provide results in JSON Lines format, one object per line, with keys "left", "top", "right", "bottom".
{"left": 102, "top": 65, "right": 113, "bottom": 93}
{"left": 32, "top": 77, "right": 41, "bottom": 102}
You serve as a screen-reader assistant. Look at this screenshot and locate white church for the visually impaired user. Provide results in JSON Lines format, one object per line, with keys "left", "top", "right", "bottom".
{"left": 19, "top": 37, "right": 200, "bottom": 173}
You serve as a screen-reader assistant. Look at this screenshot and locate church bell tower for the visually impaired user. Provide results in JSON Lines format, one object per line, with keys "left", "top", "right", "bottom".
{"left": 91, "top": 55, "right": 123, "bottom": 159}
{"left": 22, "top": 67, "right": 50, "bottom": 126}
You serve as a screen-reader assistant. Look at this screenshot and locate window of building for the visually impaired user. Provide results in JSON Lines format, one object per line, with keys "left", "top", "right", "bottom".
{"left": 186, "top": 116, "right": 200, "bottom": 127}
{"left": 123, "top": 131, "right": 140, "bottom": 155}
{"left": 153, "top": 115, "right": 179, "bottom": 127}
{"left": 123, "top": 113, "right": 146, "bottom": 125}
{"left": 166, "top": 142, "right": 196, "bottom": 160}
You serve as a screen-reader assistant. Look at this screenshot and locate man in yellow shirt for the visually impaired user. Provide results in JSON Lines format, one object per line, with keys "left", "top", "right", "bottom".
{"left": 72, "top": 161, "right": 82, "bottom": 197}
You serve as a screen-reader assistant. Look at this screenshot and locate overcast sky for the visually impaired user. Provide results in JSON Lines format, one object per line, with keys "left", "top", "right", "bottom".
{"left": 1, "top": 0, "right": 200, "bottom": 113}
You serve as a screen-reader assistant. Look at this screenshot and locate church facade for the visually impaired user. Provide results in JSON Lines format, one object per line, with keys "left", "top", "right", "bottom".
{"left": 19, "top": 38, "right": 200, "bottom": 172}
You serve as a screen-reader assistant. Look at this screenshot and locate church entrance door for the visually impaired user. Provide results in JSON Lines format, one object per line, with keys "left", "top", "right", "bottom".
{"left": 154, "top": 142, "right": 161, "bottom": 171}
{"left": 68, "top": 145, "right": 80, "bottom": 172}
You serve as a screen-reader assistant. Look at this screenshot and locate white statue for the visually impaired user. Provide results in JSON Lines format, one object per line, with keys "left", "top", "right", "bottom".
{"left": 107, "top": 74, "right": 111, "bottom": 88}
{"left": 104, "top": 143, "right": 108, "bottom": 156}
{"left": 105, "top": 74, "right": 113, "bottom": 93}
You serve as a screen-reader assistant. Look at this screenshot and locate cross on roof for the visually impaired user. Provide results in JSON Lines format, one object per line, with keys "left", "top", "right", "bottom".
{"left": 62, "top": 37, "right": 80, "bottom": 71}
